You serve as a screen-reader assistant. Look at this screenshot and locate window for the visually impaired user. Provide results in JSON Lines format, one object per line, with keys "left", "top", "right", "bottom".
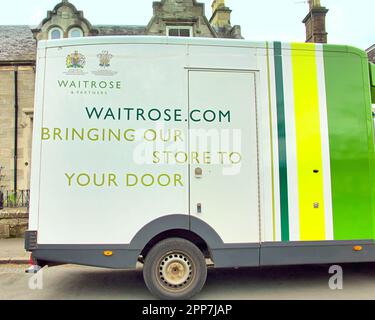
{"left": 49, "top": 27, "right": 63, "bottom": 40}
{"left": 166, "top": 26, "right": 193, "bottom": 37}
{"left": 69, "top": 27, "right": 83, "bottom": 38}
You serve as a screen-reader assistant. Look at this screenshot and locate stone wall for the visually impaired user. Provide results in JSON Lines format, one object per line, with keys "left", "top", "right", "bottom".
{"left": 0, "top": 208, "right": 28, "bottom": 239}
{"left": 147, "top": 0, "right": 216, "bottom": 37}
{"left": 0, "top": 66, "right": 35, "bottom": 191}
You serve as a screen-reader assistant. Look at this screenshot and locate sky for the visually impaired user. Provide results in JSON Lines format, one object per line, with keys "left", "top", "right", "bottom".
{"left": 0, "top": 0, "right": 373, "bottom": 49}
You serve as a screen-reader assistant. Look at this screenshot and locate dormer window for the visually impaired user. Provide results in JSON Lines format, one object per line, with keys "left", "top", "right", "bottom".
{"left": 166, "top": 26, "right": 193, "bottom": 37}
{"left": 69, "top": 27, "right": 83, "bottom": 38}
{"left": 49, "top": 27, "right": 63, "bottom": 40}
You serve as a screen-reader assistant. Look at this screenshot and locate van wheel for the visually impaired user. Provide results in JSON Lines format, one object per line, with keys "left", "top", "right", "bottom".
{"left": 143, "top": 238, "right": 207, "bottom": 300}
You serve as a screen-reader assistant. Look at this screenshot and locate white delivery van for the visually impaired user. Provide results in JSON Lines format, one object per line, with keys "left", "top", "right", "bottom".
{"left": 26, "top": 36, "right": 375, "bottom": 300}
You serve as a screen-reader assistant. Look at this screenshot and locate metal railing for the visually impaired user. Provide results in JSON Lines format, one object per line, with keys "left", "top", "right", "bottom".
{"left": 0, "top": 190, "right": 30, "bottom": 209}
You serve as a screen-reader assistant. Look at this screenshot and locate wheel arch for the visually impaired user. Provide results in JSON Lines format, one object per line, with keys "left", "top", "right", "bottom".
{"left": 129, "top": 214, "right": 224, "bottom": 260}
{"left": 140, "top": 229, "right": 211, "bottom": 259}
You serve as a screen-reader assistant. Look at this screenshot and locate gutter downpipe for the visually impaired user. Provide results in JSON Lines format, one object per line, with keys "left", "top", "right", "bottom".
{"left": 14, "top": 69, "right": 18, "bottom": 193}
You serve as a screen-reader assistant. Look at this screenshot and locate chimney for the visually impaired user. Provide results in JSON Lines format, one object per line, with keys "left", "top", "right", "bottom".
{"left": 303, "top": 0, "right": 329, "bottom": 43}
{"left": 210, "top": 0, "right": 232, "bottom": 29}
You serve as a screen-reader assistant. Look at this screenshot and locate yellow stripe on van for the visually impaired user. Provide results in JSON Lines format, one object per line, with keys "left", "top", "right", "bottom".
{"left": 291, "top": 43, "right": 326, "bottom": 241}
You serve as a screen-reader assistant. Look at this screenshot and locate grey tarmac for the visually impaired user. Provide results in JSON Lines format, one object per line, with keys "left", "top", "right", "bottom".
{"left": 1, "top": 263, "right": 375, "bottom": 300}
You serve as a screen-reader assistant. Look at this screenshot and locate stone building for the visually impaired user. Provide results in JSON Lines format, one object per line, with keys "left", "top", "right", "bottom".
{"left": 0, "top": 27, "right": 35, "bottom": 238}
{"left": 0, "top": 0, "right": 325, "bottom": 237}
{"left": 367, "top": 45, "right": 375, "bottom": 64}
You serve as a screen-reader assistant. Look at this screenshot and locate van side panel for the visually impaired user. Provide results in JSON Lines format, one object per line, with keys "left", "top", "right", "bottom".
{"left": 323, "top": 46, "right": 375, "bottom": 240}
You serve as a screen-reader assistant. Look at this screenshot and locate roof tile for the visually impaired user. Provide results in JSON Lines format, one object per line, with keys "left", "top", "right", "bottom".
{"left": 0, "top": 26, "right": 36, "bottom": 62}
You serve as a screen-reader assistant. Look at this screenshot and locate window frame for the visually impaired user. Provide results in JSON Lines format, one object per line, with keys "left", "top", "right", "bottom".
{"left": 166, "top": 26, "right": 193, "bottom": 37}
{"left": 68, "top": 27, "right": 84, "bottom": 38}
{"left": 48, "top": 27, "right": 63, "bottom": 40}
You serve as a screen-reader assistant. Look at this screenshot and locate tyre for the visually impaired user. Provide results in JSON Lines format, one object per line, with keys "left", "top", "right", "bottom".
{"left": 143, "top": 238, "right": 207, "bottom": 300}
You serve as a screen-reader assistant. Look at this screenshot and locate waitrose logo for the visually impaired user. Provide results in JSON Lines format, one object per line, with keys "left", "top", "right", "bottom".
{"left": 58, "top": 80, "right": 122, "bottom": 90}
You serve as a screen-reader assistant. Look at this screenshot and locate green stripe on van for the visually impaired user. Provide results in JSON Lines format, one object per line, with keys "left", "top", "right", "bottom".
{"left": 274, "top": 42, "right": 290, "bottom": 242}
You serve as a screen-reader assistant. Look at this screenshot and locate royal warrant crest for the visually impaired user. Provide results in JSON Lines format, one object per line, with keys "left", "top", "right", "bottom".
{"left": 98, "top": 51, "right": 113, "bottom": 68}
{"left": 92, "top": 50, "right": 117, "bottom": 76}
{"left": 66, "top": 51, "right": 86, "bottom": 69}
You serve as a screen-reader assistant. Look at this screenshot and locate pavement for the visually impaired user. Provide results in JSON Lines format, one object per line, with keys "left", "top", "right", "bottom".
{"left": 0, "top": 238, "right": 29, "bottom": 265}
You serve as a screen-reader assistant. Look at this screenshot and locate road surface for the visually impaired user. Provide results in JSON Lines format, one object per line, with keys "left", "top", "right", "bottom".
{"left": 1, "top": 263, "right": 375, "bottom": 300}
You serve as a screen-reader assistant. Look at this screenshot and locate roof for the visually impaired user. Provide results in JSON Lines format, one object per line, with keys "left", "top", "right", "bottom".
{"left": 0, "top": 26, "right": 36, "bottom": 62}
{"left": 94, "top": 25, "right": 147, "bottom": 36}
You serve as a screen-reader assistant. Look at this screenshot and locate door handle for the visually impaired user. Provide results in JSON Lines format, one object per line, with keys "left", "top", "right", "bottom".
{"left": 197, "top": 203, "right": 202, "bottom": 214}
{"left": 195, "top": 167, "right": 203, "bottom": 178}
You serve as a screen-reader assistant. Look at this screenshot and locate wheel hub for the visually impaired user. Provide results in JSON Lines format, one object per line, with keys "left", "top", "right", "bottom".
{"left": 159, "top": 253, "right": 193, "bottom": 289}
